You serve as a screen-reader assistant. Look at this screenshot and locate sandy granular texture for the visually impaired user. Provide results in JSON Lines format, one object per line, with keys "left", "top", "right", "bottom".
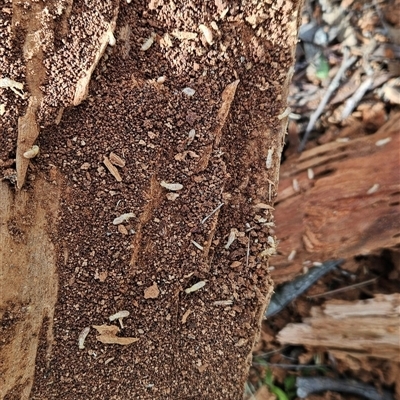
{"left": 1, "top": 1, "right": 303, "bottom": 399}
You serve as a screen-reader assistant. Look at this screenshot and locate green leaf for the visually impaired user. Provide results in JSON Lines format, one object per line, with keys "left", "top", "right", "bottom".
{"left": 316, "top": 54, "right": 329, "bottom": 80}
{"left": 263, "top": 370, "right": 289, "bottom": 400}
{"left": 284, "top": 374, "right": 296, "bottom": 391}
{"left": 270, "top": 385, "right": 289, "bottom": 400}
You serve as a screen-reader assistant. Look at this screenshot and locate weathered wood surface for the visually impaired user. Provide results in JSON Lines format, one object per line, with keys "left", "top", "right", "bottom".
{"left": 270, "top": 114, "right": 400, "bottom": 284}
{"left": 277, "top": 294, "right": 400, "bottom": 362}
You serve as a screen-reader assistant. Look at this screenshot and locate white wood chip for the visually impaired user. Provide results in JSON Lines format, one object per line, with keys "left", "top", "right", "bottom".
{"left": 166, "top": 193, "right": 180, "bottom": 201}
{"left": 187, "top": 129, "right": 196, "bottom": 145}
{"left": 109, "top": 310, "right": 130, "bottom": 329}
{"left": 225, "top": 228, "right": 238, "bottom": 249}
{"left": 312, "top": 261, "right": 323, "bottom": 267}
{"left": 171, "top": 31, "right": 197, "bottom": 40}
{"left": 0, "top": 78, "right": 25, "bottom": 98}
{"left": 267, "top": 236, "right": 275, "bottom": 247}
{"left": 0, "top": 77, "right": 23, "bottom": 90}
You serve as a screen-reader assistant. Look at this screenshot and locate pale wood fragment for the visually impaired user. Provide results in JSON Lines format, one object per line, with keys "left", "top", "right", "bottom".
{"left": 109, "top": 152, "right": 126, "bottom": 167}
{"left": 103, "top": 156, "right": 122, "bottom": 182}
{"left": 277, "top": 294, "right": 400, "bottom": 362}
{"left": 92, "top": 325, "right": 139, "bottom": 345}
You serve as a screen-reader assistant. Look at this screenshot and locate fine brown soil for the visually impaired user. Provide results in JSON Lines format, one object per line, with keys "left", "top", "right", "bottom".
{"left": 0, "top": 1, "right": 303, "bottom": 399}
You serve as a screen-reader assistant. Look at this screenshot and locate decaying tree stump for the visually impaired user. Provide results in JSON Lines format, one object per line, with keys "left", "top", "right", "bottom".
{"left": 0, "top": 1, "right": 303, "bottom": 398}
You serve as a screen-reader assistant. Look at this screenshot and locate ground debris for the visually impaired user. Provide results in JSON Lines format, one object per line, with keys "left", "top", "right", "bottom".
{"left": 277, "top": 294, "right": 400, "bottom": 361}
{"left": 109, "top": 152, "right": 126, "bottom": 167}
{"left": 92, "top": 325, "right": 139, "bottom": 345}
{"left": 181, "top": 308, "right": 192, "bottom": 323}
{"left": 0, "top": 77, "right": 25, "bottom": 98}
{"left": 103, "top": 156, "right": 122, "bottom": 182}
{"left": 144, "top": 282, "right": 160, "bottom": 299}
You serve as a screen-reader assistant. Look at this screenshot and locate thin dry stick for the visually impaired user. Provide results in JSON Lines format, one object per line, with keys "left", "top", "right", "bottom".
{"left": 341, "top": 75, "right": 374, "bottom": 120}
{"left": 201, "top": 202, "right": 224, "bottom": 224}
{"left": 243, "top": 382, "right": 257, "bottom": 400}
{"left": 298, "top": 49, "right": 358, "bottom": 152}
{"left": 307, "top": 278, "right": 377, "bottom": 299}
{"left": 246, "top": 234, "right": 250, "bottom": 269}
{"left": 341, "top": 41, "right": 377, "bottom": 120}
{"left": 253, "top": 346, "right": 288, "bottom": 359}
{"left": 296, "top": 377, "right": 394, "bottom": 400}
{"left": 252, "top": 363, "right": 329, "bottom": 369}
{"left": 266, "top": 178, "right": 275, "bottom": 203}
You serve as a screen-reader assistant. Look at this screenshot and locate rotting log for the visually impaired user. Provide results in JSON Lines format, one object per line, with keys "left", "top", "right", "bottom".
{"left": 270, "top": 114, "right": 400, "bottom": 284}
{"left": 0, "top": 1, "right": 304, "bottom": 399}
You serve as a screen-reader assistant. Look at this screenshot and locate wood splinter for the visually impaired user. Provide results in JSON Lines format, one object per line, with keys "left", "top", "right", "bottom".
{"left": 103, "top": 156, "right": 122, "bottom": 182}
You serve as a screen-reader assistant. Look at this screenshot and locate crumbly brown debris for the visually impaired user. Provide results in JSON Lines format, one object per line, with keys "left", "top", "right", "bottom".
{"left": 1, "top": 0, "right": 301, "bottom": 398}
{"left": 92, "top": 325, "right": 139, "bottom": 345}
{"left": 144, "top": 282, "right": 160, "bottom": 299}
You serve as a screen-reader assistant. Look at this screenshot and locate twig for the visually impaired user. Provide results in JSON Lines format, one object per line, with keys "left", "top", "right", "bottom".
{"left": 266, "top": 178, "right": 275, "bottom": 203}
{"left": 298, "top": 49, "right": 358, "bottom": 152}
{"left": 253, "top": 346, "right": 290, "bottom": 362}
{"left": 201, "top": 202, "right": 224, "bottom": 224}
{"left": 296, "top": 377, "right": 394, "bottom": 400}
{"left": 265, "top": 259, "right": 344, "bottom": 318}
{"left": 243, "top": 382, "right": 257, "bottom": 400}
{"left": 246, "top": 233, "right": 250, "bottom": 269}
{"left": 340, "top": 75, "right": 374, "bottom": 120}
{"left": 307, "top": 278, "right": 377, "bottom": 298}
{"left": 252, "top": 362, "right": 329, "bottom": 370}
{"left": 340, "top": 41, "right": 377, "bottom": 121}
